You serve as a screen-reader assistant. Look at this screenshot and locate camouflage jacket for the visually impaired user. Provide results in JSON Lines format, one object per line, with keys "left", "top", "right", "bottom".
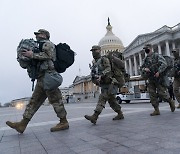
{"left": 140, "top": 52, "right": 167, "bottom": 81}
{"left": 91, "top": 56, "right": 112, "bottom": 86}
{"left": 27, "top": 40, "right": 56, "bottom": 78}
{"left": 174, "top": 57, "right": 180, "bottom": 78}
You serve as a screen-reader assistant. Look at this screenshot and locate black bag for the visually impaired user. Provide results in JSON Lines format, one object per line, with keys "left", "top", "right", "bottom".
{"left": 54, "top": 43, "right": 75, "bottom": 73}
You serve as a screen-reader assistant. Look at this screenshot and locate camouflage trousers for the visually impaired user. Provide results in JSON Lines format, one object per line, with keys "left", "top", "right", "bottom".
{"left": 148, "top": 81, "right": 172, "bottom": 108}
{"left": 23, "top": 78, "right": 67, "bottom": 120}
{"left": 94, "top": 86, "right": 121, "bottom": 113}
{"left": 173, "top": 78, "right": 180, "bottom": 103}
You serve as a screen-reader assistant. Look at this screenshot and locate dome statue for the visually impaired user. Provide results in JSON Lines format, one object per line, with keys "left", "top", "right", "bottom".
{"left": 98, "top": 18, "right": 124, "bottom": 56}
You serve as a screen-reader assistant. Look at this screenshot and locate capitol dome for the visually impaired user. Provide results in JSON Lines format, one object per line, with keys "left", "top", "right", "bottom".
{"left": 98, "top": 18, "right": 124, "bottom": 55}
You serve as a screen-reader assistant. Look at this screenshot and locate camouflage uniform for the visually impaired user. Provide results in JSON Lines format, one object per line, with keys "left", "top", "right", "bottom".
{"left": 141, "top": 44, "right": 175, "bottom": 116}
{"left": 172, "top": 49, "right": 180, "bottom": 108}
{"left": 93, "top": 56, "right": 122, "bottom": 113}
{"left": 23, "top": 39, "right": 67, "bottom": 120}
{"left": 6, "top": 29, "right": 69, "bottom": 133}
{"left": 84, "top": 45, "right": 124, "bottom": 124}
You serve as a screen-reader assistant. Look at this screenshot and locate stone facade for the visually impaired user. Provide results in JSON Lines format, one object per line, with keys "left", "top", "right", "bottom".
{"left": 123, "top": 23, "right": 180, "bottom": 76}
{"left": 72, "top": 75, "right": 99, "bottom": 103}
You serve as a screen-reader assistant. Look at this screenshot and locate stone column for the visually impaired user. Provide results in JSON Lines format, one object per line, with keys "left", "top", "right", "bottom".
{"left": 128, "top": 57, "right": 133, "bottom": 76}
{"left": 172, "top": 42, "right": 176, "bottom": 49}
{"left": 82, "top": 82, "right": 84, "bottom": 94}
{"left": 165, "top": 40, "right": 170, "bottom": 56}
{"left": 139, "top": 52, "right": 142, "bottom": 66}
{"left": 152, "top": 47, "right": 154, "bottom": 52}
{"left": 133, "top": 55, "right": 138, "bottom": 76}
{"left": 158, "top": 44, "right": 162, "bottom": 54}
{"left": 125, "top": 59, "right": 128, "bottom": 72}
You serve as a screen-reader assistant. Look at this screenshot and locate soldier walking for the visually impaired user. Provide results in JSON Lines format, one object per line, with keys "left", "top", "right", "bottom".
{"left": 172, "top": 49, "right": 180, "bottom": 108}
{"left": 84, "top": 45, "right": 124, "bottom": 124}
{"left": 6, "top": 29, "right": 69, "bottom": 133}
{"left": 140, "top": 44, "right": 175, "bottom": 116}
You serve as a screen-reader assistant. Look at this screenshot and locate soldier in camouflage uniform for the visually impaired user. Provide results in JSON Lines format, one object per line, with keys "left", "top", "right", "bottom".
{"left": 84, "top": 45, "right": 124, "bottom": 124}
{"left": 6, "top": 29, "right": 69, "bottom": 133}
{"left": 140, "top": 44, "right": 175, "bottom": 116}
{"left": 172, "top": 49, "right": 180, "bottom": 108}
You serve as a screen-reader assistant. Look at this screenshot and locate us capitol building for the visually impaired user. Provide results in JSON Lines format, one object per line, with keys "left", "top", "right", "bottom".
{"left": 11, "top": 20, "right": 180, "bottom": 104}
{"left": 69, "top": 20, "right": 180, "bottom": 103}
{"left": 71, "top": 18, "right": 124, "bottom": 103}
{"left": 124, "top": 24, "right": 180, "bottom": 76}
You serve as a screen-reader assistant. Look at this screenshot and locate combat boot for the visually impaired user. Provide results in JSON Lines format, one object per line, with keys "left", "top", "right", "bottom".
{"left": 6, "top": 118, "right": 29, "bottom": 134}
{"left": 113, "top": 110, "right": 124, "bottom": 120}
{"left": 84, "top": 111, "right": 100, "bottom": 124}
{"left": 177, "top": 104, "right": 180, "bottom": 109}
{"left": 50, "top": 117, "right": 69, "bottom": 132}
{"left": 169, "top": 99, "right": 175, "bottom": 112}
{"left": 150, "top": 107, "right": 160, "bottom": 116}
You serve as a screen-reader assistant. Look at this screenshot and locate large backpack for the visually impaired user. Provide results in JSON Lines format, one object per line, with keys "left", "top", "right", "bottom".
{"left": 163, "top": 55, "right": 174, "bottom": 77}
{"left": 17, "top": 39, "right": 75, "bottom": 73}
{"left": 105, "top": 51, "right": 129, "bottom": 88}
{"left": 17, "top": 38, "right": 39, "bottom": 69}
{"left": 141, "top": 53, "right": 173, "bottom": 78}
{"left": 140, "top": 53, "right": 173, "bottom": 87}
{"left": 54, "top": 43, "right": 75, "bottom": 73}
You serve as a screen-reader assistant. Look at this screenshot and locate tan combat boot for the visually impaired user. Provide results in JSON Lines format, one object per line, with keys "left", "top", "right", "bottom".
{"left": 177, "top": 104, "right": 180, "bottom": 109}
{"left": 50, "top": 117, "right": 69, "bottom": 132}
{"left": 169, "top": 99, "right": 175, "bottom": 112}
{"left": 150, "top": 107, "right": 160, "bottom": 116}
{"left": 113, "top": 110, "right": 124, "bottom": 120}
{"left": 84, "top": 111, "right": 100, "bottom": 124}
{"left": 6, "top": 118, "right": 29, "bottom": 134}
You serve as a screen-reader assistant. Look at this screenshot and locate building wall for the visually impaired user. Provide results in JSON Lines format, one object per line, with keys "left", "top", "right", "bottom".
{"left": 72, "top": 76, "right": 100, "bottom": 103}
{"left": 123, "top": 24, "right": 180, "bottom": 77}
{"left": 123, "top": 23, "right": 180, "bottom": 89}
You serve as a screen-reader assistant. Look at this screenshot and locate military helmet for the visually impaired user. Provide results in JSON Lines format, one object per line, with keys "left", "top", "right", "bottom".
{"left": 172, "top": 48, "right": 180, "bottom": 57}
{"left": 143, "top": 44, "right": 152, "bottom": 49}
{"left": 172, "top": 48, "right": 179, "bottom": 53}
{"left": 90, "top": 45, "right": 101, "bottom": 51}
{"left": 34, "top": 29, "right": 50, "bottom": 39}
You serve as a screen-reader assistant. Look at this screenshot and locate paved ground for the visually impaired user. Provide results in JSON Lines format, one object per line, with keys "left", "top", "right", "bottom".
{"left": 0, "top": 101, "right": 180, "bottom": 154}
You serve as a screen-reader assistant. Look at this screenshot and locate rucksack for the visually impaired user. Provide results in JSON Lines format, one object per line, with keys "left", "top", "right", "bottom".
{"left": 54, "top": 43, "right": 75, "bottom": 73}
{"left": 104, "top": 51, "right": 128, "bottom": 88}
{"left": 17, "top": 39, "right": 75, "bottom": 73}
{"left": 17, "top": 38, "right": 40, "bottom": 90}
{"left": 17, "top": 38, "right": 39, "bottom": 69}
{"left": 163, "top": 55, "right": 174, "bottom": 77}
{"left": 142, "top": 53, "right": 173, "bottom": 77}
{"left": 140, "top": 53, "right": 173, "bottom": 87}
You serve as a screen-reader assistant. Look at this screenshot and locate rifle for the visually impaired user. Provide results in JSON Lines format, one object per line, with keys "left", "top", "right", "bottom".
{"left": 30, "top": 47, "right": 40, "bottom": 91}
{"left": 91, "top": 63, "right": 101, "bottom": 85}
{"left": 174, "top": 63, "right": 180, "bottom": 76}
{"left": 143, "top": 63, "right": 160, "bottom": 81}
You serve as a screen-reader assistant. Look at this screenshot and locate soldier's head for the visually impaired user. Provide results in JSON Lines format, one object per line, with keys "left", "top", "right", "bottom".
{"left": 90, "top": 45, "right": 101, "bottom": 59}
{"left": 143, "top": 44, "right": 152, "bottom": 54}
{"left": 34, "top": 29, "right": 50, "bottom": 41}
{"left": 172, "top": 48, "right": 180, "bottom": 58}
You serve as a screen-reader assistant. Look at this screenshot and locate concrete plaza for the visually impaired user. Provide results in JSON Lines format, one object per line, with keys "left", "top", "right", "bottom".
{"left": 0, "top": 101, "right": 180, "bottom": 154}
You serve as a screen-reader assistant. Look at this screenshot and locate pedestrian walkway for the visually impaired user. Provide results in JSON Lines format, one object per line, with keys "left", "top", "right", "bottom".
{"left": 0, "top": 103, "right": 180, "bottom": 154}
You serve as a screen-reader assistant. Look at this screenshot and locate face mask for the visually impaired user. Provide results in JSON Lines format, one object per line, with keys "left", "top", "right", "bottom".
{"left": 145, "top": 48, "right": 150, "bottom": 54}
{"left": 173, "top": 52, "right": 179, "bottom": 58}
{"left": 92, "top": 51, "right": 101, "bottom": 59}
{"left": 36, "top": 36, "right": 42, "bottom": 41}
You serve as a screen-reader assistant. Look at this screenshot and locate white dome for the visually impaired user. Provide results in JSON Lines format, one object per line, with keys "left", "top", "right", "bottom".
{"left": 98, "top": 20, "right": 124, "bottom": 51}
